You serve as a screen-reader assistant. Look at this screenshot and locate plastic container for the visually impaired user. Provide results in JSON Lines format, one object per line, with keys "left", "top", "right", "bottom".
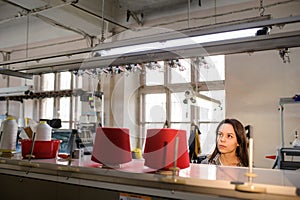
{"left": 21, "top": 139, "right": 60, "bottom": 159}
{"left": 35, "top": 121, "right": 52, "bottom": 141}
{"left": 0, "top": 116, "right": 18, "bottom": 152}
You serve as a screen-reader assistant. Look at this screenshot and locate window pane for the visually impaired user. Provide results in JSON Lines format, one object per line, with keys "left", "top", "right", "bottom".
{"left": 173, "top": 123, "right": 190, "bottom": 150}
{"left": 199, "top": 55, "right": 225, "bottom": 81}
{"left": 41, "top": 98, "right": 54, "bottom": 119}
{"left": 145, "top": 94, "right": 166, "bottom": 122}
{"left": 172, "top": 123, "right": 190, "bottom": 148}
{"left": 171, "top": 123, "right": 190, "bottom": 132}
{"left": 171, "top": 92, "right": 190, "bottom": 122}
{"left": 198, "top": 90, "right": 225, "bottom": 122}
{"left": 170, "top": 59, "right": 191, "bottom": 83}
{"left": 42, "top": 73, "right": 54, "bottom": 91}
{"left": 200, "top": 122, "right": 219, "bottom": 155}
{"left": 61, "top": 122, "right": 70, "bottom": 129}
{"left": 145, "top": 61, "right": 164, "bottom": 86}
{"left": 59, "top": 97, "right": 70, "bottom": 121}
{"left": 75, "top": 75, "right": 82, "bottom": 89}
{"left": 74, "top": 97, "right": 82, "bottom": 122}
{"left": 60, "top": 71, "right": 71, "bottom": 90}
{"left": 145, "top": 123, "right": 165, "bottom": 130}
{"left": 196, "top": 89, "right": 225, "bottom": 155}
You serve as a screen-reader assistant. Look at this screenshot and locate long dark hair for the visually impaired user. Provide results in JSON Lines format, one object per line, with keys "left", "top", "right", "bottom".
{"left": 209, "top": 118, "right": 249, "bottom": 167}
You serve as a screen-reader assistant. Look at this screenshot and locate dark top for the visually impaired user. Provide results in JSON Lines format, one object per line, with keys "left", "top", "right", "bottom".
{"left": 200, "top": 153, "right": 244, "bottom": 167}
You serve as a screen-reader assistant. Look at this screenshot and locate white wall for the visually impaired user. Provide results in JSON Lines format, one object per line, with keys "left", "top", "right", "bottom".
{"left": 226, "top": 47, "right": 300, "bottom": 168}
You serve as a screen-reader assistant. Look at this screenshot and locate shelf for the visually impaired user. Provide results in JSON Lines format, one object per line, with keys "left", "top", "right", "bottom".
{"left": 279, "top": 97, "right": 300, "bottom": 105}
{"left": 0, "top": 89, "right": 103, "bottom": 102}
{"left": 278, "top": 148, "right": 300, "bottom": 170}
{"left": 279, "top": 97, "right": 300, "bottom": 148}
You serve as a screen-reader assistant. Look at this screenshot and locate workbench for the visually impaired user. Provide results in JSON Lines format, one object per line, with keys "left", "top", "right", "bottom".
{"left": 0, "top": 154, "right": 299, "bottom": 200}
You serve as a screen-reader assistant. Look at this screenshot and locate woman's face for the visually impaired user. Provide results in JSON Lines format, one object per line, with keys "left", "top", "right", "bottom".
{"left": 217, "top": 123, "right": 239, "bottom": 155}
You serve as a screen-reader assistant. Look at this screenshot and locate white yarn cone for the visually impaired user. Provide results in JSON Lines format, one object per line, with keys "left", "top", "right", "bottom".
{"left": 0, "top": 117, "right": 18, "bottom": 151}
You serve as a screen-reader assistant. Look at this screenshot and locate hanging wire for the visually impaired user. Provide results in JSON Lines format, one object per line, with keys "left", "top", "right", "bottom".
{"left": 259, "top": 0, "right": 265, "bottom": 16}
{"left": 214, "top": 0, "right": 217, "bottom": 24}
{"left": 194, "top": 57, "right": 199, "bottom": 105}
{"left": 155, "top": 0, "right": 296, "bottom": 27}
{"left": 187, "top": 0, "right": 190, "bottom": 28}
{"left": 26, "top": 15, "right": 29, "bottom": 60}
{"left": 100, "top": 0, "right": 105, "bottom": 42}
{"left": 25, "top": 14, "right": 30, "bottom": 86}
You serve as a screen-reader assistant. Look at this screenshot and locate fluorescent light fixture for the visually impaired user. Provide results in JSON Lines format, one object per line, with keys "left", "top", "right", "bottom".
{"left": 97, "top": 28, "right": 261, "bottom": 57}
{"left": 19, "top": 30, "right": 300, "bottom": 75}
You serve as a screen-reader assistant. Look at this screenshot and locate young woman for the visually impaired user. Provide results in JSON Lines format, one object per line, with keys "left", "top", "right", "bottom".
{"left": 201, "top": 118, "right": 249, "bottom": 167}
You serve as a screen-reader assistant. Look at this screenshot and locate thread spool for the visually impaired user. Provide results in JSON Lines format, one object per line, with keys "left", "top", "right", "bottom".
{"left": 35, "top": 121, "right": 52, "bottom": 141}
{"left": 143, "top": 128, "right": 190, "bottom": 171}
{"left": 91, "top": 127, "right": 132, "bottom": 166}
{"left": 0, "top": 117, "right": 18, "bottom": 152}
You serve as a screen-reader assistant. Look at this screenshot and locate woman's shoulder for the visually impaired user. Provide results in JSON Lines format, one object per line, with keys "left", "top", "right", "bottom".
{"left": 200, "top": 157, "right": 209, "bottom": 164}
{"left": 200, "top": 154, "right": 220, "bottom": 165}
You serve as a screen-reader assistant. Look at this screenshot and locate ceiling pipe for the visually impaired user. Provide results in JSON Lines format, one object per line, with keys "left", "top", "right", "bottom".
{"left": 33, "top": 13, "right": 93, "bottom": 39}
{"left": 1, "top": 0, "right": 92, "bottom": 40}
{"left": 1, "top": 0, "right": 129, "bottom": 52}
{"left": 0, "top": 0, "right": 78, "bottom": 25}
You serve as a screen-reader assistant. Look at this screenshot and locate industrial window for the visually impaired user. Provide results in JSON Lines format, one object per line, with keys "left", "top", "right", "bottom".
{"left": 40, "top": 71, "right": 75, "bottom": 129}
{"left": 141, "top": 55, "right": 225, "bottom": 156}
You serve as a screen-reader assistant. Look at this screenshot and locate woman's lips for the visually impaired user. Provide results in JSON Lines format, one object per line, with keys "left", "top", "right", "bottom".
{"left": 218, "top": 145, "right": 226, "bottom": 149}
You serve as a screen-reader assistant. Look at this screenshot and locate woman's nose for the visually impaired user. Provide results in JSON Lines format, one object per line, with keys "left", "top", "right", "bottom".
{"left": 219, "top": 135, "right": 225, "bottom": 141}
